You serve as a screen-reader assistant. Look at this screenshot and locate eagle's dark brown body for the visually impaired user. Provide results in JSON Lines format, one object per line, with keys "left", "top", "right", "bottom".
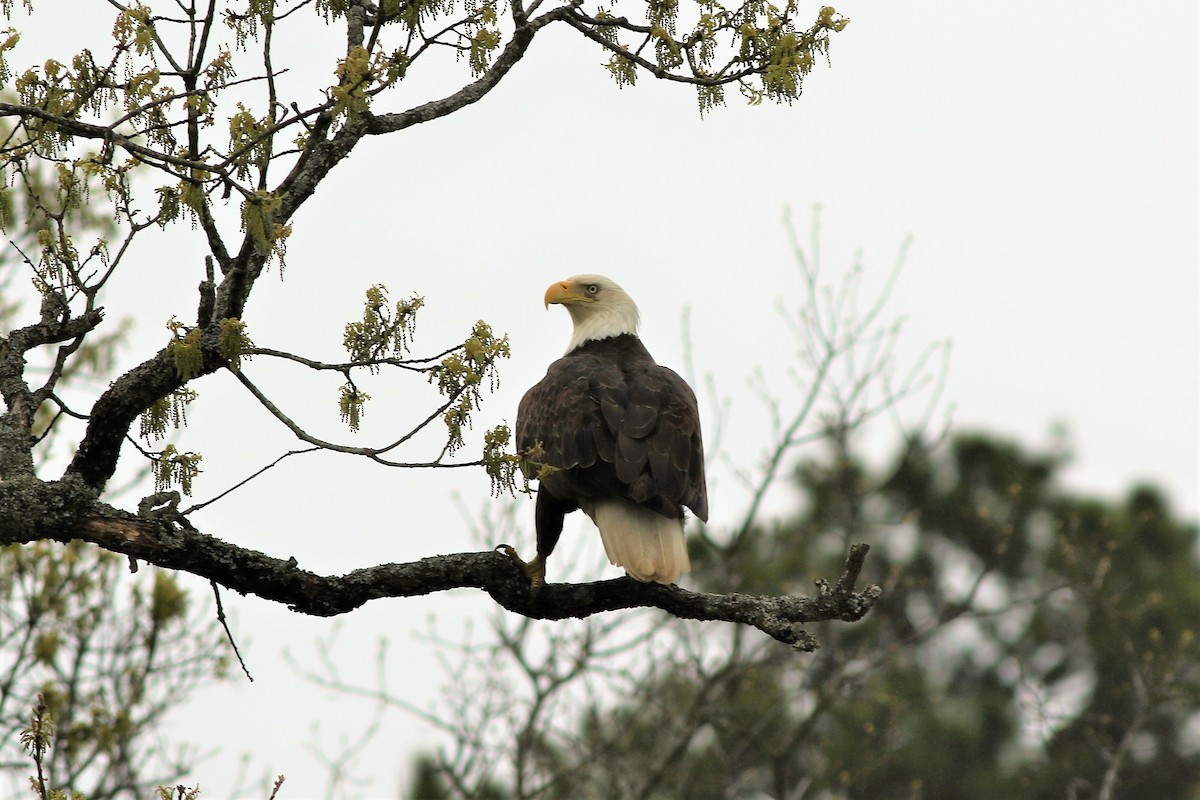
{"left": 517, "top": 333, "right": 707, "bottom": 576}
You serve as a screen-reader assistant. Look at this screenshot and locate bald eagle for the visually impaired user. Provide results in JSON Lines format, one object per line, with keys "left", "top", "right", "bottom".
{"left": 507, "top": 275, "right": 708, "bottom": 588}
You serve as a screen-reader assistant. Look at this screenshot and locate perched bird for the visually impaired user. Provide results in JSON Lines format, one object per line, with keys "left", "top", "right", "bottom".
{"left": 504, "top": 275, "right": 708, "bottom": 588}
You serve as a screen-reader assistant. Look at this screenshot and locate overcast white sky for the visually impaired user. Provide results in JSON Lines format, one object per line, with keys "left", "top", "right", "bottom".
{"left": 5, "top": 0, "right": 1198, "bottom": 796}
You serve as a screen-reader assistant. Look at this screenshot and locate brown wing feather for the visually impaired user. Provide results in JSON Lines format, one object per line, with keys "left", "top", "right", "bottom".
{"left": 516, "top": 337, "right": 707, "bottom": 522}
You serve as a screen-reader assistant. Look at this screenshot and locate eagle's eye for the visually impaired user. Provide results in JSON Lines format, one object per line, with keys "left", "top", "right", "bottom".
{"left": 585, "top": 284, "right": 599, "bottom": 295}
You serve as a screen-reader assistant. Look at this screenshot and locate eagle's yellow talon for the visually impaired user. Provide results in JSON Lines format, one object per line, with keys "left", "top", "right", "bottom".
{"left": 498, "top": 545, "right": 545, "bottom": 592}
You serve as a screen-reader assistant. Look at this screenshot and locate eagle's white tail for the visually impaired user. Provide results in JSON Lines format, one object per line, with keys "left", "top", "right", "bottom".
{"left": 587, "top": 500, "right": 691, "bottom": 584}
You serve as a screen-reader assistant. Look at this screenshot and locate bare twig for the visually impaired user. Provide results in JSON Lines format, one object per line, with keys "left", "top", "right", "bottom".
{"left": 210, "top": 580, "right": 253, "bottom": 682}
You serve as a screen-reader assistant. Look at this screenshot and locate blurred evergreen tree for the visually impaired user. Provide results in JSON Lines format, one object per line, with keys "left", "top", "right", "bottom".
{"left": 413, "top": 432, "right": 1198, "bottom": 799}
{"left": 680, "top": 432, "right": 1200, "bottom": 800}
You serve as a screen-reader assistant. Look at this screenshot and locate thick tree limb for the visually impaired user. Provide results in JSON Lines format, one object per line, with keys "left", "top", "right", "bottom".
{"left": 64, "top": 349, "right": 186, "bottom": 489}
{"left": 366, "top": 4, "right": 570, "bottom": 135}
{"left": 0, "top": 310, "right": 107, "bottom": 433}
{"left": 0, "top": 480, "right": 878, "bottom": 649}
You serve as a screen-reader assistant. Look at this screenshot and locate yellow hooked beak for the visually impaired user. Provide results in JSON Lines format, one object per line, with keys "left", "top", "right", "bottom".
{"left": 544, "top": 280, "right": 589, "bottom": 309}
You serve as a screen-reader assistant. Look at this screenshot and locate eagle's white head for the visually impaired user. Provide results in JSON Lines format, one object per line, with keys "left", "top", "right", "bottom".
{"left": 544, "top": 274, "right": 641, "bottom": 354}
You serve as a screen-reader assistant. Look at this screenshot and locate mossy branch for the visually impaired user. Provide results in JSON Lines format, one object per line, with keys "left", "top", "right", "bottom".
{"left": 0, "top": 480, "right": 877, "bottom": 649}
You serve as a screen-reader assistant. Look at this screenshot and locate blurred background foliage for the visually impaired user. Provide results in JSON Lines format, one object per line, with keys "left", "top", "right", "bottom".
{"left": 408, "top": 430, "right": 1199, "bottom": 800}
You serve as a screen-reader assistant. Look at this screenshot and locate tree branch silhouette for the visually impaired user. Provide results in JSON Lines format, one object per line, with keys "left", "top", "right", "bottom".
{"left": 0, "top": 486, "right": 876, "bottom": 649}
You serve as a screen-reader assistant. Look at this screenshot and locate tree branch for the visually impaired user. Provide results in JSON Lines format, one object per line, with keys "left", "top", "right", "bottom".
{"left": 4, "top": 308, "right": 107, "bottom": 355}
{"left": 366, "top": 4, "right": 570, "bottom": 135}
{"left": 560, "top": 11, "right": 755, "bottom": 87}
{"left": 0, "top": 102, "right": 235, "bottom": 184}
{"left": 62, "top": 350, "right": 183, "bottom": 490}
{"left": 0, "top": 480, "right": 878, "bottom": 649}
